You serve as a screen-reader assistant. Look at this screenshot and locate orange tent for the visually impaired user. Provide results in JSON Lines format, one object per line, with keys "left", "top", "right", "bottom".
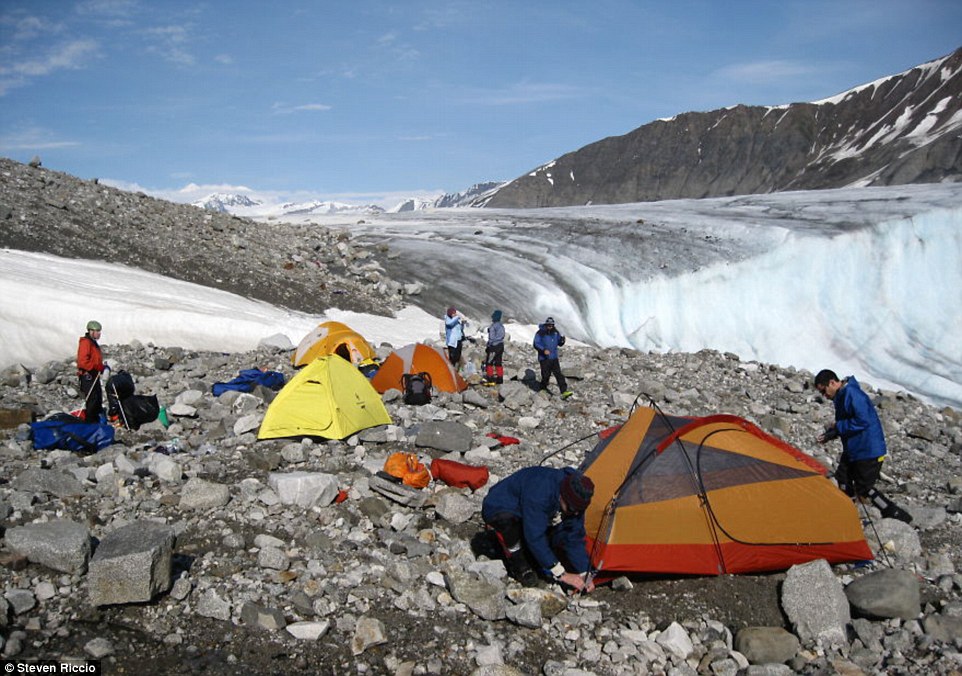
{"left": 292, "top": 321, "right": 377, "bottom": 368}
{"left": 370, "top": 343, "right": 467, "bottom": 394}
{"left": 581, "top": 406, "right": 872, "bottom": 577}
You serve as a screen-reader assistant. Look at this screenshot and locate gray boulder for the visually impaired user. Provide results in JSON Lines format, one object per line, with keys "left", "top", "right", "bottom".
{"left": 845, "top": 568, "right": 920, "bottom": 620}
{"left": 734, "top": 626, "right": 800, "bottom": 665}
{"left": 5, "top": 519, "right": 91, "bottom": 574}
{"left": 416, "top": 421, "right": 473, "bottom": 454}
{"left": 87, "top": 521, "right": 176, "bottom": 606}
{"left": 781, "top": 559, "right": 850, "bottom": 645}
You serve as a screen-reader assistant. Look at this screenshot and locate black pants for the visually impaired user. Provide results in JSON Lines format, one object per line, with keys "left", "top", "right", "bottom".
{"left": 836, "top": 455, "right": 905, "bottom": 517}
{"left": 447, "top": 340, "right": 463, "bottom": 367}
{"left": 79, "top": 372, "right": 103, "bottom": 422}
{"left": 485, "top": 343, "right": 504, "bottom": 368}
{"left": 539, "top": 358, "right": 567, "bottom": 392}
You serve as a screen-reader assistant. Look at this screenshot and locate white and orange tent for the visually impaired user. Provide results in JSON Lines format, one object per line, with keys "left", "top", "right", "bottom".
{"left": 580, "top": 405, "right": 872, "bottom": 577}
{"left": 370, "top": 343, "right": 467, "bottom": 394}
{"left": 292, "top": 321, "right": 377, "bottom": 368}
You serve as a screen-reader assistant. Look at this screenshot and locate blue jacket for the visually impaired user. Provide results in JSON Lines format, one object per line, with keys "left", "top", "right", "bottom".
{"left": 444, "top": 314, "right": 465, "bottom": 348}
{"left": 833, "top": 376, "right": 887, "bottom": 462}
{"left": 533, "top": 324, "right": 565, "bottom": 361}
{"left": 481, "top": 466, "right": 590, "bottom": 574}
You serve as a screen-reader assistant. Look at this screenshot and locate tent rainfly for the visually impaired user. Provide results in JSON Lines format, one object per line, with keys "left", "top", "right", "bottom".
{"left": 258, "top": 355, "right": 391, "bottom": 440}
{"left": 580, "top": 405, "right": 872, "bottom": 577}
{"left": 370, "top": 343, "right": 467, "bottom": 394}
{"left": 291, "top": 321, "right": 377, "bottom": 368}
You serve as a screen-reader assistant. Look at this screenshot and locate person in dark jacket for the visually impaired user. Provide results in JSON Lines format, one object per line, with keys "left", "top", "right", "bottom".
{"left": 76, "top": 320, "right": 108, "bottom": 422}
{"left": 814, "top": 369, "right": 912, "bottom": 523}
{"left": 533, "top": 317, "right": 572, "bottom": 398}
{"left": 484, "top": 309, "right": 506, "bottom": 385}
{"left": 482, "top": 466, "right": 595, "bottom": 592}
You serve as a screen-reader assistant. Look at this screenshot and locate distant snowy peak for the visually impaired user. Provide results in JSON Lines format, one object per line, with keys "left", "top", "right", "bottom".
{"left": 193, "top": 193, "right": 262, "bottom": 213}
{"left": 388, "top": 181, "right": 508, "bottom": 212}
{"left": 278, "top": 200, "right": 383, "bottom": 216}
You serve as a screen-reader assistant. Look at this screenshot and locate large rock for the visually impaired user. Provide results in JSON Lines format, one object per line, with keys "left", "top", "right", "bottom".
{"left": 734, "top": 626, "right": 800, "bottom": 665}
{"left": 267, "top": 471, "right": 338, "bottom": 508}
{"left": 179, "top": 477, "right": 231, "bottom": 509}
{"left": 781, "top": 559, "right": 850, "bottom": 645}
{"left": 87, "top": 521, "right": 176, "bottom": 606}
{"left": 845, "top": 568, "right": 921, "bottom": 620}
{"left": 12, "top": 468, "right": 85, "bottom": 498}
{"left": 415, "top": 421, "right": 473, "bottom": 454}
{"left": 445, "top": 569, "right": 506, "bottom": 621}
{"left": 4, "top": 519, "right": 91, "bottom": 574}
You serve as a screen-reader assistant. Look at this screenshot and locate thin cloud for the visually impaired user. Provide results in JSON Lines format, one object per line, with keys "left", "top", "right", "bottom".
{"left": 75, "top": 0, "right": 139, "bottom": 18}
{"left": 458, "top": 81, "right": 586, "bottom": 106}
{"left": 0, "top": 40, "right": 100, "bottom": 95}
{"left": 271, "top": 102, "right": 333, "bottom": 114}
{"left": 214, "top": 53, "right": 233, "bottom": 65}
{"left": 714, "top": 60, "right": 820, "bottom": 85}
{"left": 0, "top": 127, "right": 81, "bottom": 152}
{"left": 143, "top": 24, "right": 195, "bottom": 66}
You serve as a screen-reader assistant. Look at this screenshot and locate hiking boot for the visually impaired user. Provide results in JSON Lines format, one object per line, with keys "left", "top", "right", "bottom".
{"left": 504, "top": 554, "right": 539, "bottom": 587}
{"left": 561, "top": 390, "right": 574, "bottom": 400}
{"left": 881, "top": 504, "right": 913, "bottom": 524}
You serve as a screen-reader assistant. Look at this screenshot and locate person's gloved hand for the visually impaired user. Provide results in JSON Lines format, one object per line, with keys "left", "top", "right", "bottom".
{"left": 102, "top": 362, "right": 110, "bottom": 372}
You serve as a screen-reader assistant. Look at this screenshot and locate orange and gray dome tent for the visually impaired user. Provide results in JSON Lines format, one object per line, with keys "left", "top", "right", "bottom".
{"left": 370, "top": 343, "right": 467, "bottom": 394}
{"left": 579, "top": 405, "right": 872, "bottom": 578}
{"left": 292, "top": 321, "right": 377, "bottom": 368}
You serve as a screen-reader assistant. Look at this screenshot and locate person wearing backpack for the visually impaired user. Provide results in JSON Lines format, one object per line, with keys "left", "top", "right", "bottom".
{"left": 76, "top": 320, "right": 108, "bottom": 422}
{"left": 484, "top": 309, "right": 506, "bottom": 385}
{"left": 533, "top": 317, "right": 572, "bottom": 399}
{"left": 443, "top": 305, "right": 467, "bottom": 368}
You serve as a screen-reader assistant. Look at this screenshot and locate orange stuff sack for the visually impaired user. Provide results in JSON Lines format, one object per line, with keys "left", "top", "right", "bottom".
{"left": 384, "top": 452, "right": 431, "bottom": 489}
{"left": 430, "top": 458, "right": 490, "bottom": 491}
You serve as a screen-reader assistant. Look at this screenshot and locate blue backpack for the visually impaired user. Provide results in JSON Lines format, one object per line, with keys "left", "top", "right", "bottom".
{"left": 30, "top": 413, "right": 115, "bottom": 455}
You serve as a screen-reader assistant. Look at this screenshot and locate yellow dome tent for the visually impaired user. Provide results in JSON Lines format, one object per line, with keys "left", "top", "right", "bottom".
{"left": 292, "top": 321, "right": 377, "bottom": 368}
{"left": 258, "top": 355, "right": 391, "bottom": 440}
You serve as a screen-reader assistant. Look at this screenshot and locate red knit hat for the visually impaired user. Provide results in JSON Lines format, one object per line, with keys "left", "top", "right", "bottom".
{"left": 560, "top": 472, "right": 594, "bottom": 513}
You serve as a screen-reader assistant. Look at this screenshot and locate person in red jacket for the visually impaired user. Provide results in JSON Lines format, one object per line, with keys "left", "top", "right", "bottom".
{"left": 76, "top": 320, "right": 106, "bottom": 422}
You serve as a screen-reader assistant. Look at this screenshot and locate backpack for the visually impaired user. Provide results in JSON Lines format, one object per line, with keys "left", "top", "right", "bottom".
{"left": 106, "top": 370, "right": 135, "bottom": 416}
{"left": 402, "top": 372, "right": 432, "bottom": 405}
{"left": 105, "top": 370, "right": 160, "bottom": 430}
{"left": 119, "top": 394, "right": 160, "bottom": 431}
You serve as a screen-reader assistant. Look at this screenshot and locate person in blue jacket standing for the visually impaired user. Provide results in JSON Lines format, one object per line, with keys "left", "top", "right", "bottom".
{"left": 814, "top": 369, "right": 912, "bottom": 523}
{"left": 533, "top": 317, "right": 572, "bottom": 399}
{"left": 482, "top": 466, "right": 595, "bottom": 592}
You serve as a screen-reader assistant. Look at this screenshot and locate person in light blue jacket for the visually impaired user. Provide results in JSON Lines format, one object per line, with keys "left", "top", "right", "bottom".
{"left": 443, "top": 306, "right": 467, "bottom": 367}
{"left": 482, "top": 466, "right": 595, "bottom": 592}
{"left": 814, "top": 369, "right": 912, "bottom": 523}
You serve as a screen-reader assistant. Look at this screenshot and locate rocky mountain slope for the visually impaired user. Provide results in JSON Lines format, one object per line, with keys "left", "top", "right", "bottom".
{"left": 485, "top": 47, "right": 962, "bottom": 208}
{"left": 0, "top": 157, "right": 405, "bottom": 317}
{"left": 1, "top": 158, "right": 961, "bottom": 674}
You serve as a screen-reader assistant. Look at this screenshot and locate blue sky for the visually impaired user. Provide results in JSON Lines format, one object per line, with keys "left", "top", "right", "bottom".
{"left": 1, "top": 1, "right": 960, "bottom": 207}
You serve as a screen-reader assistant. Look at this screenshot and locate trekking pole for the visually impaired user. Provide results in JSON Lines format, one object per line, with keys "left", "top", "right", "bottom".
{"left": 110, "top": 380, "right": 132, "bottom": 430}
{"left": 81, "top": 371, "right": 102, "bottom": 406}
{"left": 856, "top": 497, "right": 895, "bottom": 568}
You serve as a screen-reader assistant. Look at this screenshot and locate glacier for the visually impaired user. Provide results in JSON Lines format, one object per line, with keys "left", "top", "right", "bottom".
{"left": 344, "top": 184, "right": 962, "bottom": 409}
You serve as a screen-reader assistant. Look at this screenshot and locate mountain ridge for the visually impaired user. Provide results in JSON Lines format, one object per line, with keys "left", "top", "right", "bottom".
{"left": 482, "top": 46, "right": 962, "bottom": 208}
